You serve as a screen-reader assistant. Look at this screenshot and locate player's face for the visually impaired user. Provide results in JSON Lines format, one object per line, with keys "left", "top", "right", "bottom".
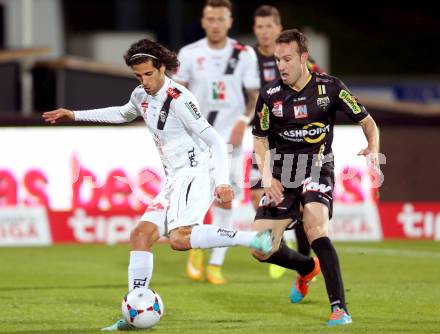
{"left": 132, "top": 61, "right": 166, "bottom": 95}
{"left": 253, "top": 16, "right": 282, "bottom": 49}
{"left": 274, "top": 42, "right": 308, "bottom": 86}
{"left": 201, "top": 6, "right": 232, "bottom": 44}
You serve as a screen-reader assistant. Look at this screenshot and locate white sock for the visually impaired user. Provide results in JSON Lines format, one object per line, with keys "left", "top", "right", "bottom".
{"left": 209, "top": 207, "right": 234, "bottom": 266}
{"left": 209, "top": 247, "right": 228, "bottom": 266}
{"left": 211, "top": 207, "right": 234, "bottom": 229}
{"left": 128, "top": 251, "right": 153, "bottom": 291}
{"left": 190, "top": 225, "right": 257, "bottom": 249}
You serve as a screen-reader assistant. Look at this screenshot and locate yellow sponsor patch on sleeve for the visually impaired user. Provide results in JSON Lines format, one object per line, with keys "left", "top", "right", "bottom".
{"left": 260, "top": 103, "right": 270, "bottom": 130}
{"left": 339, "top": 89, "right": 362, "bottom": 114}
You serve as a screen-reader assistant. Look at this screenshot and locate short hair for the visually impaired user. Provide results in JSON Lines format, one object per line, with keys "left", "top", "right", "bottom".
{"left": 254, "top": 5, "right": 281, "bottom": 25}
{"left": 276, "top": 29, "right": 308, "bottom": 54}
{"left": 123, "top": 39, "right": 179, "bottom": 73}
{"left": 204, "top": 0, "right": 232, "bottom": 11}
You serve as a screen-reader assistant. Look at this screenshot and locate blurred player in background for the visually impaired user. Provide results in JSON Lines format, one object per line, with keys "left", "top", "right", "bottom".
{"left": 174, "top": 0, "right": 260, "bottom": 285}
{"left": 251, "top": 5, "right": 324, "bottom": 279}
{"left": 42, "top": 38, "right": 273, "bottom": 331}
{"left": 252, "top": 29, "right": 379, "bottom": 326}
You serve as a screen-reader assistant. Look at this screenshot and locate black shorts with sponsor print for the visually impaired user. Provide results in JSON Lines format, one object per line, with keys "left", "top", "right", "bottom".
{"left": 254, "top": 168, "right": 334, "bottom": 228}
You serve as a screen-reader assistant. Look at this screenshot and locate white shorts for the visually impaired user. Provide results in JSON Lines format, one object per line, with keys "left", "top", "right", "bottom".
{"left": 140, "top": 171, "right": 215, "bottom": 235}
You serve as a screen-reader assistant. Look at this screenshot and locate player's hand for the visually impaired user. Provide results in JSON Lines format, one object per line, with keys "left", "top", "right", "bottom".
{"left": 42, "top": 108, "right": 75, "bottom": 124}
{"left": 228, "top": 120, "right": 246, "bottom": 148}
{"left": 358, "top": 146, "right": 380, "bottom": 171}
{"left": 214, "top": 184, "right": 234, "bottom": 204}
{"left": 262, "top": 177, "right": 284, "bottom": 206}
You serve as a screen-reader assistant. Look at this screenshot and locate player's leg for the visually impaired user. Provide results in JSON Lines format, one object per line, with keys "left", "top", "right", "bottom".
{"left": 205, "top": 146, "right": 243, "bottom": 284}
{"left": 250, "top": 190, "right": 318, "bottom": 286}
{"left": 302, "top": 202, "right": 351, "bottom": 326}
{"left": 252, "top": 184, "right": 291, "bottom": 279}
{"left": 251, "top": 222, "right": 316, "bottom": 277}
{"left": 206, "top": 202, "right": 232, "bottom": 284}
{"left": 295, "top": 219, "right": 311, "bottom": 257}
{"left": 101, "top": 203, "right": 166, "bottom": 331}
{"left": 128, "top": 220, "right": 161, "bottom": 291}
{"left": 168, "top": 172, "right": 273, "bottom": 254}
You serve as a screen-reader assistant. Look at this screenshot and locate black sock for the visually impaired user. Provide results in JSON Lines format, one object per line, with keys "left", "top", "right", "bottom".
{"left": 295, "top": 221, "right": 311, "bottom": 257}
{"left": 311, "top": 237, "right": 348, "bottom": 313}
{"left": 256, "top": 239, "right": 315, "bottom": 276}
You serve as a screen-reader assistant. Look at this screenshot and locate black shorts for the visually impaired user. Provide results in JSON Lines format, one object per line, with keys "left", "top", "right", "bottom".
{"left": 254, "top": 170, "right": 334, "bottom": 228}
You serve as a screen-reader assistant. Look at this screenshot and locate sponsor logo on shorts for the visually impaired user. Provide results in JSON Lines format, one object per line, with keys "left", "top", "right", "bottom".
{"left": 302, "top": 177, "right": 332, "bottom": 194}
{"left": 145, "top": 202, "right": 166, "bottom": 212}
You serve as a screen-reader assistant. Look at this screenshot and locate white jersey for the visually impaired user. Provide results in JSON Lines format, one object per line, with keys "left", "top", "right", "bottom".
{"left": 174, "top": 37, "right": 260, "bottom": 140}
{"left": 74, "top": 77, "right": 228, "bottom": 185}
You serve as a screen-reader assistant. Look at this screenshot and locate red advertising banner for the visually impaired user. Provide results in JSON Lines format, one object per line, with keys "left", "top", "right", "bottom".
{"left": 379, "top": 202, "right": 440, "bottom": 240}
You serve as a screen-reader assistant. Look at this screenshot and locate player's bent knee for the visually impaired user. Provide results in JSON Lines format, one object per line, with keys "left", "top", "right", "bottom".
{"left": 168, "top": 228, "right": 191, "bottom": 251}
{"left": 130, "top": 221, "right": 159, "bottom": 249}
{"left": 305, "top": 225, "right": 328, "bottom": 243}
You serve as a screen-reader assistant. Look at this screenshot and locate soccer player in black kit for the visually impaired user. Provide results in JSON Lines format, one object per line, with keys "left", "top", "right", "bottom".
{"left": 251, "top": 29, "right": 379, "bottom": 326}
{"left": 251, "top": 5, "right": 324, "bottom": 279}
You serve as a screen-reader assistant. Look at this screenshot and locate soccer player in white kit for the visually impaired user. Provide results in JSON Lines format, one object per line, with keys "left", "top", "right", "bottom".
{"left": 42, "top": 38, "right": 272, "bottom": 331}
{"left": 174, "top": 0, "right": 260, "bottom": 285}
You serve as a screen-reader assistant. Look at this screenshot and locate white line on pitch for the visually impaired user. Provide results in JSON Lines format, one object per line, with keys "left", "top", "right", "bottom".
{"left": 337, "top": 246, "right": 440, "bottom": 258}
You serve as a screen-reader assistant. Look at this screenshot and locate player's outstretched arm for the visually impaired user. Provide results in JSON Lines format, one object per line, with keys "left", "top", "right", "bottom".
{"left": 357, "top": 115, "right": 380, "bottom": 169}
{"left": 42, "top": 108, "right": 75, "bottom": 124}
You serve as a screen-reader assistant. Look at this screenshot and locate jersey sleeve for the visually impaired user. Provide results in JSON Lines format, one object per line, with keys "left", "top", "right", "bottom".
{"left": 334, "top": 78, "right": 369, "bottom": 122}
{"left": 173, "top": 92, "right": 230, "bottom": 186}
{"left": 241, "top": 47, "right": 261, "bottom": 90}
{"left": 252, "top": 93, "right": 271, "bottom": 137}
{"left": 173, "top": 92, "right": 211, "bottom": 134}
{"left": 74, "top": 89, "right": 140, "bottom": 123}
{"left": 173, "top": 48, "right": 191, "bottom": 84}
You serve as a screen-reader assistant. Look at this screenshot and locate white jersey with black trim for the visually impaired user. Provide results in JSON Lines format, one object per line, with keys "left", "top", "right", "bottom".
{"left": 174, "top": 37, "right": 260, "bottom": 140}
{"left": 74, "top": 77, "right": 228, "bottom": 184}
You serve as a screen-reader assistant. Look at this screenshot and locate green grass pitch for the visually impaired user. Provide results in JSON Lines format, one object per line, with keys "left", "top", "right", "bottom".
{"left": 1, "top": 241, "right": 439, "bottom": 334}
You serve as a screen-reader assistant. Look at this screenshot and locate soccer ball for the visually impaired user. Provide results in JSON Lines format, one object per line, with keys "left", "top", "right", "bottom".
{"left": 121, "top": 288, "right": 164, "bottom": 329}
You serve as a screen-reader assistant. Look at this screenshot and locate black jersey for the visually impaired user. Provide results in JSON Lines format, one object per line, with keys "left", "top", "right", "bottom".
{"left": 255, "top": 47, "right": 280, "bottom": 86}
{"left": 252, "top": 72, "right": 369, "bottom": 181}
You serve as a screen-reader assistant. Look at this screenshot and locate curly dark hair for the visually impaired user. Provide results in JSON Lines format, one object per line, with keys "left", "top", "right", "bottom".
{"left": 276, "top": 29, "right": 308, "bottom": 54}
{"left": 124, "top": 39, "right": 179, "bottom": 73}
